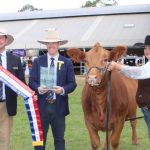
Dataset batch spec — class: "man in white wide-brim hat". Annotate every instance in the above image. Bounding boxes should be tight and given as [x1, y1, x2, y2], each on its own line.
[37, 28, 68, 46]
[29, 28, 76, 150]
[0, 27, 25, 150]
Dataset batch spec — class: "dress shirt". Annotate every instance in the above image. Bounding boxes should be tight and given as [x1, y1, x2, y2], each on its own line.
[121, 61, 150, 79]
[0, 51, 7, 99]
[47, 53, 59, 99]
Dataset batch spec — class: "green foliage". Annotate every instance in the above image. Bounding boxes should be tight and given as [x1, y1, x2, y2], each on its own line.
[10, 84, 149, 150]
[18, 4, 42, 12]
[82, 0, 118, 7]
[82, 0, 99, 7]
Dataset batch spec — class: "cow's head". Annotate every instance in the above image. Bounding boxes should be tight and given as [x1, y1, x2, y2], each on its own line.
[67, 42, 127, 86]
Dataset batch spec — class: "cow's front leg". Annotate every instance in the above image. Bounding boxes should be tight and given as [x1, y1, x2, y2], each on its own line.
[110, 117, 125, 150]
[85, 120, 100, 150]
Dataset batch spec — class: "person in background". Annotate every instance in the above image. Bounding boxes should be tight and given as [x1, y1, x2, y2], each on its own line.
[107, 35, 150, 139]
[21, 56, 27, 72]
[28, 56, 33, 75]
[0, 27, 25, 150]
[29, 28, 77, 150]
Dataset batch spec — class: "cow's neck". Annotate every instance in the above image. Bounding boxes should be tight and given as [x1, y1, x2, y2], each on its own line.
[86, 82, 108, 110]
[83, 83, 108, 128]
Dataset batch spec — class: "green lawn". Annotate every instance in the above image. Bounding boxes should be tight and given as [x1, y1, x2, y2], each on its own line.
[10, 83, 149, 150]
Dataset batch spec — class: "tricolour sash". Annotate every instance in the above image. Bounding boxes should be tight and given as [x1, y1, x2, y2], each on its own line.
[0, 66, 43, 146]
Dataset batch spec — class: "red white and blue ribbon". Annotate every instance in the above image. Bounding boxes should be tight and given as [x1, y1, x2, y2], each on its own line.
[0, 66, 43, 146]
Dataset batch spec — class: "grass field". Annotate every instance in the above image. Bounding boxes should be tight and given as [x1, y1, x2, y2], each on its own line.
[10, 76, 150, 150]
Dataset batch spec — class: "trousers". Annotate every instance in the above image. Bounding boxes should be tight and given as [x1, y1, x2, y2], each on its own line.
[0, 102, 13, 150]
[141, 107, 150, 139]
[34, 102, 65, 150]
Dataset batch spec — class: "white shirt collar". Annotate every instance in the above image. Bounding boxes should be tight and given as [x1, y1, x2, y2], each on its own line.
[47, 53, 59, 61]
[0, 50, 6, 57]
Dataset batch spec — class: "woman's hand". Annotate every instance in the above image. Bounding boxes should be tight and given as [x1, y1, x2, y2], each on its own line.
[107, 61, 123, 71]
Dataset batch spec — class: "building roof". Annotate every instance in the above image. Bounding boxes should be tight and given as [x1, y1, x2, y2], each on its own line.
[0, 4, 150, 50]
[0, 4, 150, 21]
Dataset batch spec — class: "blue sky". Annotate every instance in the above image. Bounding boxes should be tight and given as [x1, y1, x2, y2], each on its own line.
[0, 0, 150, 14]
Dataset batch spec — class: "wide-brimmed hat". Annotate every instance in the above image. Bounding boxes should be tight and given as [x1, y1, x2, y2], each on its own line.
[37, 29, 68, 46]
[143, 35, 150, 47]
[0, 27, 14, 46]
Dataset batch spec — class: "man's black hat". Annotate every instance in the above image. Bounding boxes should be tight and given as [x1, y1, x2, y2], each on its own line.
[133, 42, 144, 48]
[143, 35, 150, 47]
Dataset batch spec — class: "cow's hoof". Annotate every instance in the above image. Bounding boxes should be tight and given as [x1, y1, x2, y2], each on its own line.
[132, 139, 139, 145]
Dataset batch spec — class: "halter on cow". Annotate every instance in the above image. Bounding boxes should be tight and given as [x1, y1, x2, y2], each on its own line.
[67, 43, 138, 150]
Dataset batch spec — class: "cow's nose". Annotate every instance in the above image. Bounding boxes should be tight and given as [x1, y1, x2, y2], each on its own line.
[88, 75, 96, 86]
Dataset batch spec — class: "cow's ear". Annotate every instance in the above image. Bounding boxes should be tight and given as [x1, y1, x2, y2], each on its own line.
[109, 45, 127, 61]
[67, 48, 85, 62]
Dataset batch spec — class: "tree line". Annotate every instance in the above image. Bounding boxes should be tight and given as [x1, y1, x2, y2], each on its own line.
[18, 0, 118, 12]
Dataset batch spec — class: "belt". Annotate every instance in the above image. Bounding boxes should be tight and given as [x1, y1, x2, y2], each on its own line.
[46, 99, 56, 104]
[0, 99, 6, 103]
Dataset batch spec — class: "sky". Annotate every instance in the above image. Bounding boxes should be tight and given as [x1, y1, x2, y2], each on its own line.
[0, 0, 150, 14]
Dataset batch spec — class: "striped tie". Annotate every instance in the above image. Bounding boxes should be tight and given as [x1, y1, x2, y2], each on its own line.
[46, 57, 55, 100]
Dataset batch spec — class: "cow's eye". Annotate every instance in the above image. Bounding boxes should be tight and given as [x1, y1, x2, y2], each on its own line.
[103, 58, 108, 62]
[86, 61, 89, 66]
[84, 59, 87, 62]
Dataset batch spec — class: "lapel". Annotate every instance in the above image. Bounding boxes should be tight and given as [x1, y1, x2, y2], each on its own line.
[6, 52, 12, 71]
[41, 55, 48, 67]
[57, 55, 64, 83]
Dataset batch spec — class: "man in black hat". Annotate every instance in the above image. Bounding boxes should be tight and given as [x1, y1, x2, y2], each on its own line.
[107, 35, 150, 139]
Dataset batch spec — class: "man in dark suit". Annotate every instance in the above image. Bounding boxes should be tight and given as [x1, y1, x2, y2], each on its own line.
[0, 27, 25, 150]
[29, 28, 77, 150]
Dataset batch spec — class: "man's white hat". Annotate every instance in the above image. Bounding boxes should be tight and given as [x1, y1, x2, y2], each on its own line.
[0, 27, 14, 46]
[37, 28, 68, 46]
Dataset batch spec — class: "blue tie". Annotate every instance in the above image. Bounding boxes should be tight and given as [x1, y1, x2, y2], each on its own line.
[0, 54, 3, 100]
[46, 58, 55, 100]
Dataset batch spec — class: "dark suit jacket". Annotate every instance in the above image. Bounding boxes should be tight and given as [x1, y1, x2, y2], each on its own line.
[29, 54, 77, 117]
[5, 52, 25, 116]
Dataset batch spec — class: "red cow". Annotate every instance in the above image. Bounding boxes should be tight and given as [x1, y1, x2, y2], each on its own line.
[67, 43, 138, 150]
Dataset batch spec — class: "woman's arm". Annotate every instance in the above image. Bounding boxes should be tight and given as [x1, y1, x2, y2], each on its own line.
[108, 61, 150, 79]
